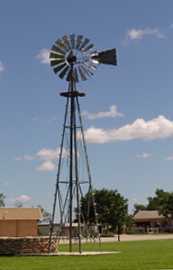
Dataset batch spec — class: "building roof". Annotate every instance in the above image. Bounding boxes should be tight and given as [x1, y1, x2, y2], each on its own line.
[0, 208, 42, 220]
[133, 210, 164, 221]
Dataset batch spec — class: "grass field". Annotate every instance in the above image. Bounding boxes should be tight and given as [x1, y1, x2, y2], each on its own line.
[0, 240, 173, 270]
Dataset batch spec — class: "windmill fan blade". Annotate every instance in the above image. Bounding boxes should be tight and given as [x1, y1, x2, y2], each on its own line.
[81, 64, 93, 76]
[76, 35, 84, 49]
[50, 59, 65, 67]
[59, 66, 70, 79]
[79, 38, 90, 50]
[66, 69, 72, 81]
[51, 45, 66, 55]
[84, 60, 97, 71]
[53, 63, 67, 74]
[83, 43, 94, 52]
[62, 35, 71, 50]
[70, 34, 75, 49]
[55, 39, 67, 53]
[50, 52, 65, 60]
[91, 49, 117, 65]
[78, 66, 88, 81]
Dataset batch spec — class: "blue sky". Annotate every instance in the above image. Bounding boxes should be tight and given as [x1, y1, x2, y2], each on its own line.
[1, 0, 173, 212]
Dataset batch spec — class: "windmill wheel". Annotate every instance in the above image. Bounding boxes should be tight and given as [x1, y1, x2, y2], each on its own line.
[49, 34, 98, 82]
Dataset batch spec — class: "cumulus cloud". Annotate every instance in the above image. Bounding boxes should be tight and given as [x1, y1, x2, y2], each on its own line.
[136, 152, 152, 159]
[16, 147, 68, 173]
[126, 28, 165, 40]
[36, 148, 58, 161]
[0, 61, 5, 73]
[84, 115, 173, 143]
[36, 48, 50, 64]
[36, 147, 68, 160]
[82, 105, 123, 120]
[15, 194, 32, 202]
[16, 148, 68, 161]
[36, 160, 56, 172]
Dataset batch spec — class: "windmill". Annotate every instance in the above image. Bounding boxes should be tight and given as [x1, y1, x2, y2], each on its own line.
[48, 34, 117, 253]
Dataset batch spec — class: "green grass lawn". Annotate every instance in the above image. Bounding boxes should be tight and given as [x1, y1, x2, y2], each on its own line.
[0, 240, 173, 270]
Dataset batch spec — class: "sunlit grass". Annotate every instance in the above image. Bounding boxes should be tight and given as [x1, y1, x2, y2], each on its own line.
[0, 240, 173, 269]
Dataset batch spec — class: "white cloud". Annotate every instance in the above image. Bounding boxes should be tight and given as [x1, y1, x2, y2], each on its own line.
[36, 160, 56, 172]
[136, 152, 152, 159]
[16, 148, 68, 162]
[0, 61, 5, 73]
[36, 147, 68, 161]
[127, 28, 165, 40]
[36, 148, 58, 161]
[82, 105, 123, 120]
[15, 194, 32, 202]
[36, 48, 50, 64]
[166, 155, 173, 161]
[16, 147, 69, 173]
[84, 115, 173, 143]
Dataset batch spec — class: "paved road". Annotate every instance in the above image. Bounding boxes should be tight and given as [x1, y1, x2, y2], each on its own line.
[101, 234, 173, 242]
[59, 234, 173, 244]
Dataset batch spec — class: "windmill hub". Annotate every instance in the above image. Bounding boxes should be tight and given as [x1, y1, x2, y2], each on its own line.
[66, 53, 77, 66]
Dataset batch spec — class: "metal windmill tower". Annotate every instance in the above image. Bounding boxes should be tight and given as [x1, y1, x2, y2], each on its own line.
[48, 34, 117, 253]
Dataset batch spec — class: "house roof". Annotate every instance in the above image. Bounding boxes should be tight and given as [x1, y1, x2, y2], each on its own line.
[133, 210, 164, 221]
[0, 208, 42, 220]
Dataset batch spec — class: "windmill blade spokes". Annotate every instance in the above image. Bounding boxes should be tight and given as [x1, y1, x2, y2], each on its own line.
[53, 62, 67, 74]
[78, 66, 88, 81]
[59, 65, 71, 79]
[51, 44, 66, 55]
[50, 59, 65, 67]
[62, 35, 71, 50]
[55, 39, 67, 53]
[50, 52, 65, 60]
[79, 38, 90, 50]
[76, 35, 84, 49]
[82, 43, 94, 52]
[70, 34, 75, 49]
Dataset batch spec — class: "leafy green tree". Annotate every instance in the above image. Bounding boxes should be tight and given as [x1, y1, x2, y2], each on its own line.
[147, 189, 169, 211]
[80, 189, 128, 232]
[0, 193, 5, 207]
[156, 192, 173, 219]
[135, 189, 173, 220]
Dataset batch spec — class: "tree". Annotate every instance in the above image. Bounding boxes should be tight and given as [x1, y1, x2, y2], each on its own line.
[80, 189, 128, 233]
[0, 193, 5, 207]
[147, 189, 169, 211]
[134, 189, 173, 220]
[134, 204, 146, 214]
